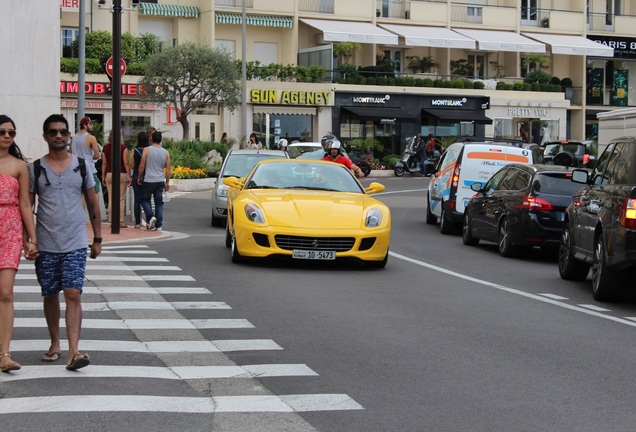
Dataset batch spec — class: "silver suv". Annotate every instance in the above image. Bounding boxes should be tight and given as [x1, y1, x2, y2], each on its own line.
[211, 149, 288, 227]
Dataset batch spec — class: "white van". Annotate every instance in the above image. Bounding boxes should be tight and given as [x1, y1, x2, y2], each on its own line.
[426, 140, 536, 233]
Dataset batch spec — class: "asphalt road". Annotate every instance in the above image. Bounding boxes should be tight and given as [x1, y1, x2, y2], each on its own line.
[4, 176, 636, 431]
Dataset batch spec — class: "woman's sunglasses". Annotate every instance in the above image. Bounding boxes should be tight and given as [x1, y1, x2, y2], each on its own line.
[46, 128, 70, 137]
[0, 129, 16, 138]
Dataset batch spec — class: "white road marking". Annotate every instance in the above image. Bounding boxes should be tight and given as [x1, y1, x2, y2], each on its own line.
[577, 304, 612, 312]
[0, 364, 318, 382]
[16, 274, 195, 282]
[374, 188, 426, 196]
[14, 318, 254, 329]
[538, 293, 569, 300]
[19, 264, 182, 271]
[13, 301, 230, 311]
[390, 251, 636, 328]
[10, 339, 283, 353]
[100, 250, 158, 254]
[142, 275, 196, 281]
[0, 394, 363, 414]
[13, 286, 211, 295]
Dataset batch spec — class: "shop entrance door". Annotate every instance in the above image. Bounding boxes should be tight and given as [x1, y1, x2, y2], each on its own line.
[515, 118, 540, 144]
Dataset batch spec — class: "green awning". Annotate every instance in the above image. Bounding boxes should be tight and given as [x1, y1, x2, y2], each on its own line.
[215, 12, 293, 28]
[138, 3, 199, 18]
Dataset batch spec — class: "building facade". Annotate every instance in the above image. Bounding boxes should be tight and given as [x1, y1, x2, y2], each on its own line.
[55, 0, 636, 149]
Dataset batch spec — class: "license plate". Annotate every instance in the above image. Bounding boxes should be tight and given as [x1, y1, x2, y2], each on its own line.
[292, 250, 336, 260]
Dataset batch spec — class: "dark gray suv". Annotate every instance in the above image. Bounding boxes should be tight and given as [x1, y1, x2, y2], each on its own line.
[558, 137, 636, 301]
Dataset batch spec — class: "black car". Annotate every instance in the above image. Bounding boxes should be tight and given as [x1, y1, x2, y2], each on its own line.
[462, 164, 584, 257]
[543, 140, 596, 168]
[558, 137, 636, 301]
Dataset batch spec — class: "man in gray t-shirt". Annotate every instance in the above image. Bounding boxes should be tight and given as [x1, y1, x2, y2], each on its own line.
[137, 131, 171, 231]
[29, 114, 102, 371]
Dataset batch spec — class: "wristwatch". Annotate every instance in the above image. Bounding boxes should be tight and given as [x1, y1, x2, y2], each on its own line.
[93, 237, 103, 244]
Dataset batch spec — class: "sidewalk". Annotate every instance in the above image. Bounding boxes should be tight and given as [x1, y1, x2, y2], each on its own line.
[87, 221, 171, 244]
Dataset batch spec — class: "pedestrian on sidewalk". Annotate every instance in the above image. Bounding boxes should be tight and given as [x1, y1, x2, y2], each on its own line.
[29, 113, 102, 370]
[130, 131, 150, 229]
[70, 117, 100, 193]
[0, 115, 38, 373]
[138, 131, 171, 231]
[102, 129, 130, 228]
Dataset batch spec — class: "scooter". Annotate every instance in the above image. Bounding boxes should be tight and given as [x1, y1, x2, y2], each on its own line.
[349, 151, 372, 176]
[394, 137, 440, 177]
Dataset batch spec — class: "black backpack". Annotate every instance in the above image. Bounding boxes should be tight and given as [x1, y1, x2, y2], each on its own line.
[33, 157, 95, 220]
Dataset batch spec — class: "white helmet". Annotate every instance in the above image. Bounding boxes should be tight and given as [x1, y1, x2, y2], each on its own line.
[278, 138, 288, 149]
[327, 139, 342, 150]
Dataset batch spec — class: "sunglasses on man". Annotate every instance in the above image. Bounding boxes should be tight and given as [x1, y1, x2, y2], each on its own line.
[46, 128, 70, 137]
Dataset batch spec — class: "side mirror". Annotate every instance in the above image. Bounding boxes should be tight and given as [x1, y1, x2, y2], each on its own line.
[571, 169, 589, 184]
[365, 182, 385, 195]
[223, 177, 244, 189]
[470, 182, 483, 192]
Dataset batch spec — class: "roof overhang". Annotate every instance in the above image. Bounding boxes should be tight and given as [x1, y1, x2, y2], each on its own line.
[423, 108, 492, 124]
[523, 32, 614, 57]
[453, 29, 545, 53]
[378, 24, 476, 49]
[343, 106, 418, 121]
[300, 18, 398, 45]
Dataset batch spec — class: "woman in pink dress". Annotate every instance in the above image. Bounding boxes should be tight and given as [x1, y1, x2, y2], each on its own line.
[0, 115, 38, 372]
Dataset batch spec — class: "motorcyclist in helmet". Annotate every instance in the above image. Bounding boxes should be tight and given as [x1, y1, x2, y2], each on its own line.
[322, 139, 364, 178]
[278, 138, 289, 153]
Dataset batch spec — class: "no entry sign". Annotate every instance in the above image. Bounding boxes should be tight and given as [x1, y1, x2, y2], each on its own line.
[105, 56, 127, 78]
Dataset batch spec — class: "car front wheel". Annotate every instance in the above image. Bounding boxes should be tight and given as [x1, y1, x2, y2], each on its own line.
[558, 224, 589, 280]
[231, 231, 242, 263]
[462, 211, 479, 246]
[592, 236, 624, 301]
[498, 217, 517, 257]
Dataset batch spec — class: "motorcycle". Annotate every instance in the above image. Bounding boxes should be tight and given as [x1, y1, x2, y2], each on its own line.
[348, 150, 372, 176]
[394, 137, 440, 177]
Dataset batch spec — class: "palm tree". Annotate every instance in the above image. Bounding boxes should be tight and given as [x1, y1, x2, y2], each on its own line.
[522, 54, 550, 72]
[407, 55, 440, 73]
[334, 42, 362, 65]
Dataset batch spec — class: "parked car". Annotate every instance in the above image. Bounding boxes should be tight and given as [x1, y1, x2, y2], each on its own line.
[287, 142, 324, 159]
[223, 159, 390, 267]
[543, 140, 596, 168]
[211, 149, 288, 227]
[462, 164, 584, 257]
[427, 138, 538, 234]
[558, 137, 636, 301]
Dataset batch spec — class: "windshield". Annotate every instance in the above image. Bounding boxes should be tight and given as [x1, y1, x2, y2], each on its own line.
[221, 153, 285, 178]
[288, 145, 323, 158]
[545, 143, 585, 157]
[245, 161, 365, 193]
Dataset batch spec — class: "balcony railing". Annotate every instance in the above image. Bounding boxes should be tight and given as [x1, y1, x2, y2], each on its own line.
[299, 0, 334, 14]
[587, 12, 615, 32]
[215, 0, 254, 8]
[376, 0, 408, 19]
[520, 8, 551, 28]
[451, 3, 483, 24]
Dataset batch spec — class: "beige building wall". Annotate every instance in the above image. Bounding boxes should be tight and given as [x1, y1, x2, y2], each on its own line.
[2, 0, 60, 160]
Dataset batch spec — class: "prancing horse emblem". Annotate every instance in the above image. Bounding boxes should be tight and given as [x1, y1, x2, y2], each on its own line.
[311, 239, 319, 249]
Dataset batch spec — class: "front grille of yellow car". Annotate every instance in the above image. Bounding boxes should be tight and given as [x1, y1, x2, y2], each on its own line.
[274, 235, 355, 252]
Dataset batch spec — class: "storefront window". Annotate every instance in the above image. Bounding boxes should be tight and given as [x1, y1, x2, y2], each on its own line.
[121, 116, 151, 143]
[252, 113, 313, 147]
[587, 58, 636, 106]
[494, 118, 513, 138]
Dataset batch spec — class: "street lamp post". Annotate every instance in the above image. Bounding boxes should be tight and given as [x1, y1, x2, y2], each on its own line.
[111, 0, 123, 234]
[99, 0, 136, 234]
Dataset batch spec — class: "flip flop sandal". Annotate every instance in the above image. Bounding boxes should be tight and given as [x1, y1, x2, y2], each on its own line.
[0, 353, 21, 373]
[42, 351, 61, 362]
[66, 354, 90, 371]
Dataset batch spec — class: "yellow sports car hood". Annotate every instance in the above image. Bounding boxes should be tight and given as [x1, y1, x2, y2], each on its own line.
[240, 190, 387, 229]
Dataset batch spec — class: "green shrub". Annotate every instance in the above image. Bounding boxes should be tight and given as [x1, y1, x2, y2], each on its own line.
[524, 83, 532, 91]
[451, 80, 464, 88]
[414, 78, 425, 87]
[382, 154, 401, 168]
[355, 75, 367, 85]
[386, 78, 396, 86]
[561, 77, 573, 87]
[463, 80, 473, 89]
[531, 83, 540, 91]
[433, 79, 445, 87]
[366, 76, 376, 85]
[513, 81, 525, 91]
[376, 76, 387, 86]
[496, 81, 507, 90]
[473, 81, 485, 89]
[126, 62, 146, 75]
[550, 76, 562, 85]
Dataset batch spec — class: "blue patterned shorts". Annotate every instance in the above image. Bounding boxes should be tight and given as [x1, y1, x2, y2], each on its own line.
[36, 248, 87, 297]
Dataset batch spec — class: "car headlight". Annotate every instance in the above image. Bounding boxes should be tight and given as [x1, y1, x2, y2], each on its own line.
[216, 184, 229, 198]
[244, 203, 265, 223]
[365, 208, 383, 228]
